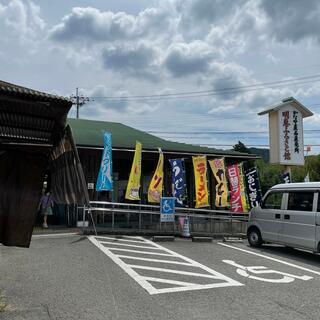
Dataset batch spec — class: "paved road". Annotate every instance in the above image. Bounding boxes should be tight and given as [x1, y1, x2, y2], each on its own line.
[1, 234, 320, 320]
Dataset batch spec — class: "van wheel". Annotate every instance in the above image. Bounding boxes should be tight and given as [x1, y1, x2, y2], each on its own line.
[247, 228, 263, 247]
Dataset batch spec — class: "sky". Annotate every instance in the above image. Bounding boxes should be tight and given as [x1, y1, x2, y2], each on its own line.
[1, 0, 320, 153]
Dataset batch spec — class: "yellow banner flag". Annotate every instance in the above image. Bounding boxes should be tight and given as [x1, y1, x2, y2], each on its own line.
[125, 141, 142, 200]
[238, 163, 250, 212]
[147, 149, 164, 203]
[208, 158, 229, 208]
[192, 156, 209, 208]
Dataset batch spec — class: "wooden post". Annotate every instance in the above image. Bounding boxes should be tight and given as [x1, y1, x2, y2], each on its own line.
[284, 165, 292, 183]
[284, 165, 291, 174]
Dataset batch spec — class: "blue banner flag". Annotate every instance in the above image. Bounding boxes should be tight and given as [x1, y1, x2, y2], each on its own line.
[169, 159, 187, 207]
[96, 132, 113, 191]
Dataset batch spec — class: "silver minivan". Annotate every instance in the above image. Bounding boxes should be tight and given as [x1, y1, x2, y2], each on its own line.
[247, 182, 320, 252]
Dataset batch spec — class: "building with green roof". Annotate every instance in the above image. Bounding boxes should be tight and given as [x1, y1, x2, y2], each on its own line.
[68, 118, 258, 207]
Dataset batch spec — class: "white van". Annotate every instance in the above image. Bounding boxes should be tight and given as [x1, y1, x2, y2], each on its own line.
[247, 182, 320, 252]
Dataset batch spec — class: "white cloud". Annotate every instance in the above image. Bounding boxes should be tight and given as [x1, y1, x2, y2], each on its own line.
[101, 42, 160, 80]
[49, 5, 173, 44]
[163, 41, 221, 77]
[259, 0, 320, 43]
[3, 0, 320, 151]
[0, 0, 45, 42]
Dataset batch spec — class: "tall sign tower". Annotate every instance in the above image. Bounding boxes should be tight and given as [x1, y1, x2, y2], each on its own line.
[258, 97, 313, 175]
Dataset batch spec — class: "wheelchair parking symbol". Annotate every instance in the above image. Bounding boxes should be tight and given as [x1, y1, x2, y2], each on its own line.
[223, 260, 313, 283]
[160, 197, 175, 222]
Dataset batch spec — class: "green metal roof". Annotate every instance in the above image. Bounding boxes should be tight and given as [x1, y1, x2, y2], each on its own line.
[68, 118, 257, 158]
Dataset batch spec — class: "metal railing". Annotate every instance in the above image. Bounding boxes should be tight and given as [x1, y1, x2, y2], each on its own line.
[78, 201, 249, 236]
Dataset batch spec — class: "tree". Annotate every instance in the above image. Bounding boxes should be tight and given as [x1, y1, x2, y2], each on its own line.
[233, 141, 251, 154]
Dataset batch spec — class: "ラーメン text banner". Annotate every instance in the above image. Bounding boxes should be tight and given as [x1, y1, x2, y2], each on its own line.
[193, 156, 209, 208]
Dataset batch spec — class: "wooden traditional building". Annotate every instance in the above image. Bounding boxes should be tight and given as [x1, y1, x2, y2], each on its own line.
[0, 80, 72, 246]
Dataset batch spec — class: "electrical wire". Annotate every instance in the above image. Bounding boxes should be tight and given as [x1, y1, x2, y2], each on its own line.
[146, 129, 320, 135]
[90, 74, 320, 101]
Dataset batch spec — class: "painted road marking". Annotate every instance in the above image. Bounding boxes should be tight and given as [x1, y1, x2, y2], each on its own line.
[219, 242, 320, 276]
[32, 232, 79, 239]
[116, 255, 194, 266]
[99, 241, 163, 250]
[128, 265, 221, 279]
[223, 260, 313, 283]
[88, 236, 243, 295]
[96, 236, 150, 244]
[101, 247, 174, 256]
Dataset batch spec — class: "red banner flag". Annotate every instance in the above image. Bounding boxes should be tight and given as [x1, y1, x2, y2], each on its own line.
[227, 164, 244, 213]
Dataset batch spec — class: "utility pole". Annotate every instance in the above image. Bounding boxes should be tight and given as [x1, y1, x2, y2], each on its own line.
[70, 87, 90, 119]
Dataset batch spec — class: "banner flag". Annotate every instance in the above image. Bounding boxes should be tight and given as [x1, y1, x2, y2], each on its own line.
[169, 158, 187, 207]
[208, 158, 229, 207]
[125, 141, 142, 200]
[238, 163, 250, 212]
[227, 164, 244, 213]
[148, 149, 164, 203]
[96, 132, 113, 191]
[192, 156, 209, 208]
[245, 167, 262, 209]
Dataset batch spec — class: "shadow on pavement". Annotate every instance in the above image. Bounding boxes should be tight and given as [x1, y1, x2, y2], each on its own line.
[244, 243, 320, 269]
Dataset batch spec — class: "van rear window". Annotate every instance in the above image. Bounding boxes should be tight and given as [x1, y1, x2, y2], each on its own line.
[262, 192, 283, 209]
[287, 192, 314, 212]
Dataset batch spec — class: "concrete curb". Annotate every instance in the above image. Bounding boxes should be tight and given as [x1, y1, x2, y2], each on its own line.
[192, 236, 213, 242]
[222, 236, 244, 243]
[82, 228, 247, 240]
[152, 236, 175, 242]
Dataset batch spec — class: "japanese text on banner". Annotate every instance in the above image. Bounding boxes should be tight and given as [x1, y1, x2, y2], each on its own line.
[169, 159, 187, 207]
[245, 167, 262, 209]
[238, 163, 250, 213]
[192, 156, 209, 208]
[148, 149, 164, 203]
[125, 141, 142, 200]
[227, 164, 244, 213]
[96, 132, 113, 191]
[208, 158, 229, 208]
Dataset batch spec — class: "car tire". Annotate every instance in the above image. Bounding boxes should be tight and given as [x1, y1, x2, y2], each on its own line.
[247, 228, 263, 247]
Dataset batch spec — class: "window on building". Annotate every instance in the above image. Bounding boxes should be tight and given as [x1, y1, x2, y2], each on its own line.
[262, 192, 283, 210]
[287, 192, 314, 212]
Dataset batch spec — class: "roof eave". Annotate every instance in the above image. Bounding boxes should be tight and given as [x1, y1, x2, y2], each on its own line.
[257, 97, 313, 118]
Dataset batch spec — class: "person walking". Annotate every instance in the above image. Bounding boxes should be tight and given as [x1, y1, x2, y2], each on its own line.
[39, 191, 54, 228]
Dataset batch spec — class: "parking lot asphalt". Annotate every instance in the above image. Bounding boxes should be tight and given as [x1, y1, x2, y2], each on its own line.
[1, 234, 320, 320]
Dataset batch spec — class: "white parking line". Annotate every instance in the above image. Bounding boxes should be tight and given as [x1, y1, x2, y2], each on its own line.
[99, 241, 162, 250]
[103, 247, 174, 256]
[218, 242, 320, 276]
[32, 232, 79, 238]
[116, 255, 193, 266]
[88, 236, 243, 295]
[96, 236, 150, 244]
[128, 265, 220, 279]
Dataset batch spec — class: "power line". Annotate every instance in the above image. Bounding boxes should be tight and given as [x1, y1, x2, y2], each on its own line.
[147, 129, 320, 135]
[90, 74, 320, 101]
[90, 63, 320, 91]
[198, 144, 320, 147]
[70, 87, 91, 119]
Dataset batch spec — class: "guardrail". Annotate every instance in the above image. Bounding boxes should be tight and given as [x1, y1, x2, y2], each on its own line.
[78, 201, 249, 236]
